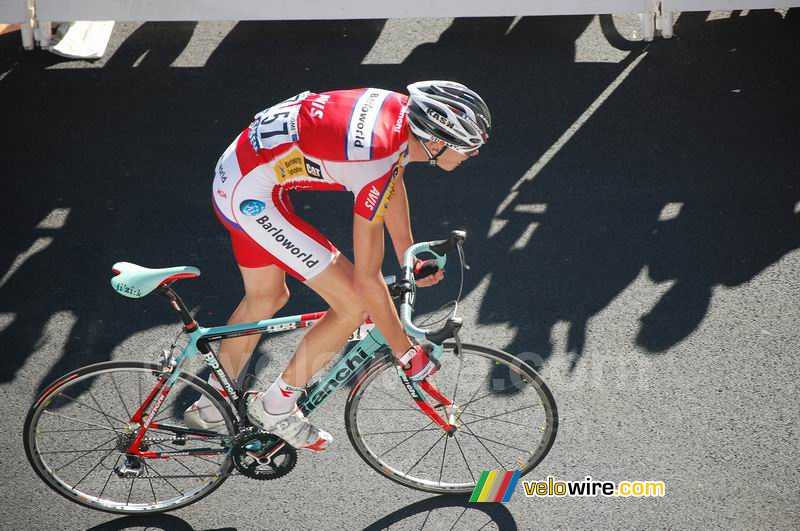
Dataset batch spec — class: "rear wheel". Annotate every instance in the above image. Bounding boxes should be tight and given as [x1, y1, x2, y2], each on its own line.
[23, 361, 236, 514]
[345, 343, 558, 494]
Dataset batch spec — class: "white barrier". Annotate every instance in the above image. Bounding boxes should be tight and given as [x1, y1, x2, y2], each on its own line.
[0, 0, 33, 48]
[23, 0, 656, 49]
[660, 1, 800, 37]
[34, 0, 654, 22]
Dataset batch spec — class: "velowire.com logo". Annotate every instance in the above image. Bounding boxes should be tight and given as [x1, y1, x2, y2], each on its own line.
[469, 471, 521, 503]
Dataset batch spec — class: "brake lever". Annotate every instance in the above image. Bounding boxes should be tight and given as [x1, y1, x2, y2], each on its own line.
[453, 328, 462, 357]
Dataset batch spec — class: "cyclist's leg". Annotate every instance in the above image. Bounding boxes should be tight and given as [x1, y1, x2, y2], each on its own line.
[282, 254, 367, 386]
[217, 264, 289, 378]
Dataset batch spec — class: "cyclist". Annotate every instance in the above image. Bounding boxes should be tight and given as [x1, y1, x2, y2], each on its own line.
[186, 81, 491, 451]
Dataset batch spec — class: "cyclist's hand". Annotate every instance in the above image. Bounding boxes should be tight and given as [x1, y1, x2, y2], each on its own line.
[399, 344, 440, 381]
[414, 258, 444, 288]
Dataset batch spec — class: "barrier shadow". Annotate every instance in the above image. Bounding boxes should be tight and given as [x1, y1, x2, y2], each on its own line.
[2, 10, 796, 402]
[87, 513, 234, 531]
[363, 494, 517, 531]
[436, 10, 800, 368]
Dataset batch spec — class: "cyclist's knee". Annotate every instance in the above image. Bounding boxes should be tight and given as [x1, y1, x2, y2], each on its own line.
[328, 304, 367, 329]
[245, 285, 290, 316]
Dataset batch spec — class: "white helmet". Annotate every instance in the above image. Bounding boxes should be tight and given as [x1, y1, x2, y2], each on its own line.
[406, 80, 491, 153]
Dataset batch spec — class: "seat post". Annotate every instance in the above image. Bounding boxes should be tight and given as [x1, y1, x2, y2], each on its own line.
[156, 285, 198, 331]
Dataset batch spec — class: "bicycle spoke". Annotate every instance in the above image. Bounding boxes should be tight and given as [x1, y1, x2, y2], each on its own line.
[460, 405, 541, 428]
[73, 447, 117, 489]
[374, 386, 418, 412]
[150, 444, 202, 477]
[452, 433, 476, 483]
[99, 454, 122, 499]
[458, 423, 505, 470]
[457, 428, 532, 455]
[41, 448, 118, 454]
[126, 477, 134, 506]
[362, 428, 440, 436]
[144, 462, 158, 503]
[406, 431, 447, 475]
[89, 389, 124, 430]
[56, 393, 127, 427]
[449, 349, 467, 405]
[54, 436, 118, 472]
[110, 373, 132, 419]
[453, 381, 484, 424]
[359, 407, 420, 412]
[379, 421, 434, 458]
[42, 410, 122, 432]
[457, 384, 519, 412]
[145, 461, 185, 496]
[38, 428, 116, 433]
[438, 435, 449, 485]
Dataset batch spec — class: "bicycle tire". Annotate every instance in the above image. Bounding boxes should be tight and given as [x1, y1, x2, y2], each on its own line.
[345, 342, 558, 495]
[23, 360, 237, 514]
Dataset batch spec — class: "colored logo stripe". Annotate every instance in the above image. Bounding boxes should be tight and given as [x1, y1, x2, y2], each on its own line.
[469, 471, 521, 502]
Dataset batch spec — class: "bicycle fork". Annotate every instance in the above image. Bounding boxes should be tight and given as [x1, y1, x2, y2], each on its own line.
[396, 369, 459, 435]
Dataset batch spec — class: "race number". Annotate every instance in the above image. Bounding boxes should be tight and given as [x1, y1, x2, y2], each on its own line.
[248, 91, 310, 151]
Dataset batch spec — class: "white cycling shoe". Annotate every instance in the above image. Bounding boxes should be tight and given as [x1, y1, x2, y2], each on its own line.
[183, 402, 227, 433]
[246, 393, 332, 451]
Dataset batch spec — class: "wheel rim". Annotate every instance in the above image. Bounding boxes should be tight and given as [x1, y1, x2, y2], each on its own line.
[347, 346, 557, 494]
[26, 364, 234, 513]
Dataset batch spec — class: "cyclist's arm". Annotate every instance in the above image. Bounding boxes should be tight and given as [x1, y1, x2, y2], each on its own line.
[352, 215, 413, 357]
[383, 167, 413, 266]
[383, 168, 444, 287]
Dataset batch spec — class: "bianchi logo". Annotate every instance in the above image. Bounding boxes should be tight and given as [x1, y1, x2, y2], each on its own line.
[239, 199, 266, 216]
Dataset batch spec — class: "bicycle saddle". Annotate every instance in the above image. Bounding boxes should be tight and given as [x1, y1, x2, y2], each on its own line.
[110, 262, 200, 299]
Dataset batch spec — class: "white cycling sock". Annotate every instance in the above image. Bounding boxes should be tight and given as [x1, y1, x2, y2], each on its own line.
[261, 374, 303, 416]
[194, 374, 227, 422]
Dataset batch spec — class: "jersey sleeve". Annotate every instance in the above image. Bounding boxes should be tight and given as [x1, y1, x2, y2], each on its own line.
[352, 163, 400, 223]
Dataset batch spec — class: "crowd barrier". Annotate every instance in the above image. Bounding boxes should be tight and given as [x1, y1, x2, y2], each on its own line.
[2, 0, 798, 50]
[3, 0, 657, 49]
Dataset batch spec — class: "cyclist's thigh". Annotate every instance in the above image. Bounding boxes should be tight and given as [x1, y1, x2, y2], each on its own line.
[216, 177, 338, 282]
[304, 254, 365, 317]
[239, 264, 288, 301]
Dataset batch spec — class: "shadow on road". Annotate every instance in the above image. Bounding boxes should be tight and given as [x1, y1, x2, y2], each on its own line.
[88, 513, 234, 531]
[1, 10, 797, 397]
[363, 494, 517, 530]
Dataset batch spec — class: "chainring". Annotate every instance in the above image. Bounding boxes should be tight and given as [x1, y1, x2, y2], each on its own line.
[231, 428, 297, 480]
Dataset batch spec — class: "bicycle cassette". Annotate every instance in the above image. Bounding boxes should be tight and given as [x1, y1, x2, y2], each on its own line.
[232, 429, 297, 480]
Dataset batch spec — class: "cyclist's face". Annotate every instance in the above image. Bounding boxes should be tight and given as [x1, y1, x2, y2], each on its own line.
[434, 144, 480, 172]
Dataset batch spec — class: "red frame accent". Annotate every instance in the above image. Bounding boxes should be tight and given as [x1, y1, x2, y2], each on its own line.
[419, 380, 452, 407]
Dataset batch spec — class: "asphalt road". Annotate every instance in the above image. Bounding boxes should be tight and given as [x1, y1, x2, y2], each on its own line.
[2, 10, 799, 530]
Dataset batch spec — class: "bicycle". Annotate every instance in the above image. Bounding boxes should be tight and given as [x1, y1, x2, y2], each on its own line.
[23, 230, 558, 514]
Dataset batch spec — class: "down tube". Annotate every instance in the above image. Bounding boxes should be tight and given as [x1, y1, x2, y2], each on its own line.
[298, 328, 388, 417]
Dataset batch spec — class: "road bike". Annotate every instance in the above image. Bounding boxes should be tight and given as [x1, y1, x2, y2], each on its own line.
[23, 231, 558, 514]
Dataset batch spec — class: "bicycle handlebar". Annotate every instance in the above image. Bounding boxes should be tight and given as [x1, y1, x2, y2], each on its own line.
[399, 230, 466, 343]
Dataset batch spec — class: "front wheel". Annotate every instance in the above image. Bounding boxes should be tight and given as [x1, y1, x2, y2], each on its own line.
[23, 361, 236, 514]
[345, 343, 558, 494]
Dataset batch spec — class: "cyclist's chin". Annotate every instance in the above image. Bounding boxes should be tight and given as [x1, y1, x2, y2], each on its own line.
[437, 161, 460, 172]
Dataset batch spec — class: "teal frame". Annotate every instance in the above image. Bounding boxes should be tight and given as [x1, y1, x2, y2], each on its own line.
[158, 239, 451, 424]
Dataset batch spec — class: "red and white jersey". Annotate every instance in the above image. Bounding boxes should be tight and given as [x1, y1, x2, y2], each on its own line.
[213, 88, 410, 226]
